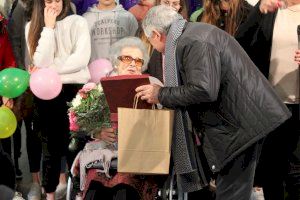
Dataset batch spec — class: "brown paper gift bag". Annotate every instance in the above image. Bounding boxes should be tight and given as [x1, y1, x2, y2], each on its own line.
[117, 106, 174, 174]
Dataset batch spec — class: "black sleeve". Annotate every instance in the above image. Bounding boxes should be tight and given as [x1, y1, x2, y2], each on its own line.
[158, 41, 221, 108]
[235, 3, 264, 50]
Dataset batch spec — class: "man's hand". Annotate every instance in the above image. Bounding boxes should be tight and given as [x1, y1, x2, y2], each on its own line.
[295, 50, 300, 65]
[135, 84, 161, 104]
[44, 7, 58, 29]
[259, 0, 285, 14]
[98, 127, 117, 144]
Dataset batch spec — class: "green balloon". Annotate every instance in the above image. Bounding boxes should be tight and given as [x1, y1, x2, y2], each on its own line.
[0, 68, 30, 98]
[0, 106, 17, 139]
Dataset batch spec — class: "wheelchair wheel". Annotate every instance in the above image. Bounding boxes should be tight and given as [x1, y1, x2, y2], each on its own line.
[66, 176, 82, 200]
[66, 177, 73, 200]
[157, 169, 188, 200]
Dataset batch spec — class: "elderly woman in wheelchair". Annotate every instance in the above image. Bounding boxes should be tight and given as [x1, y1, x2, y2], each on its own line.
[68, 37, 166, 200]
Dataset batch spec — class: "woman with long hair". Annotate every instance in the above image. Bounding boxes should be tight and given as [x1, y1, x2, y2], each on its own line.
[25, 0, 91, 199]
[156, 0, 189, 19]
[199, 0, 252, 36]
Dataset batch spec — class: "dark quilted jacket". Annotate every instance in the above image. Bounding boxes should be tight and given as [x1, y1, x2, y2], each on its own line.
[158, 22, 291, 173]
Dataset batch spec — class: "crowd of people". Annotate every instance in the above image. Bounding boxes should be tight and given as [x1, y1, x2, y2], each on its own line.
[0, 0, 299, 200]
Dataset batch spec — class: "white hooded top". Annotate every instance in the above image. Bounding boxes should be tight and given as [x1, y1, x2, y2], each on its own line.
[25, 15, 91, 84]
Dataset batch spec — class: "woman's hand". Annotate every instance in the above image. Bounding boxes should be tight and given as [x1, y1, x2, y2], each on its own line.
[259, 0, 284, 14]
[28, 65, 39, 74]
[98, 127, 117, 144]
[294, 50, 300, 65]
[44, 7, 59, 29]
[2, 97, 14, 109]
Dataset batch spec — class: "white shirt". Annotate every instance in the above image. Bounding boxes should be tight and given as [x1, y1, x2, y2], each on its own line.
[246, 0, 259, 6]
[269, 4, 300, 104]
[25, 15, 91, 84]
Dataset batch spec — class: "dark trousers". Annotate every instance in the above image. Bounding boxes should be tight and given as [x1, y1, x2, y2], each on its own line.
[1, 121, 22, 169]
[25, 110, 42, 173]
[0, 142, 16, 190]
[255, 104, 300, 200]
[215, 141, 262, 200]
[85, 182, 141, 200]
[35, 84, 80, 193]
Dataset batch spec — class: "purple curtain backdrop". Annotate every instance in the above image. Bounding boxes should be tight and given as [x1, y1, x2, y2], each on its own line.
[119, 0, 139, 10]
[186, 0, 202, 15]
[72, 0, 98, 15]
[72, 0, 202, 16]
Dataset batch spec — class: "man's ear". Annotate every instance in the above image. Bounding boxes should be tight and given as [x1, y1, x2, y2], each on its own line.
[152, 29, 161, 40]
[152, 30, 167, 42]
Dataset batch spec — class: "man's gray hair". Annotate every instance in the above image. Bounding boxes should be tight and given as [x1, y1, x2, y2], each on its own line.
[108, 37, 149, 72]
[142, 5, 182, 38]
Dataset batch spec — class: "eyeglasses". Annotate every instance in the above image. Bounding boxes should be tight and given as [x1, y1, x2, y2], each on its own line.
[117, 55, 144, 68]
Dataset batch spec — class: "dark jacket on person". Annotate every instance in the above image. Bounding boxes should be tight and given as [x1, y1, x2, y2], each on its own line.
[158, 22, 291, 173]
[8, 0, 29, 69]
[235, 3, 277, 78]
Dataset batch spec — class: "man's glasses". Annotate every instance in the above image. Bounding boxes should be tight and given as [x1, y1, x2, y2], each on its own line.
[117, 55, 144, 68]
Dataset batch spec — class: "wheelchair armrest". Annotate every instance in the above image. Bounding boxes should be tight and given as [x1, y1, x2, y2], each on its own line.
[86, 158, 118, 170]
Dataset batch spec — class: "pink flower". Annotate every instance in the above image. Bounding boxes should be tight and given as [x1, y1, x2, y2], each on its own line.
[78, 91, 88, 99]
[78, 82, 96, 99]
[69, 110, 79, 131]
[82, 82, 97, 93]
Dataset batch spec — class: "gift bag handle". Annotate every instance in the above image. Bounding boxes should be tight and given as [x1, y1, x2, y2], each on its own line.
[133, 94, 155, 110]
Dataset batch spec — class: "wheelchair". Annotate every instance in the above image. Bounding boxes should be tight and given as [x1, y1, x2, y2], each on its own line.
[66, 135, 188, 200]
[66, 168, 188, 200]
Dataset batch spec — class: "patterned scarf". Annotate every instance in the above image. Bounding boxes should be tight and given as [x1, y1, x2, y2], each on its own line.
[164, 19, 208, 192]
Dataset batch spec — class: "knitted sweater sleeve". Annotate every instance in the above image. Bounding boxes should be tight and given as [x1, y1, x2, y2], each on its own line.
[49, 18, 91, 74]
[25, 23, 55, 68]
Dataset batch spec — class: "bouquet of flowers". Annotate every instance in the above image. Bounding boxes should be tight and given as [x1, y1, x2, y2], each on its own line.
[68, 82, 110, 136]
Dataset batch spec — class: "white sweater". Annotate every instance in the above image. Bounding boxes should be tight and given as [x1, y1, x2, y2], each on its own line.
[25, 15, 91, 84]
[269, 4, 300, 104]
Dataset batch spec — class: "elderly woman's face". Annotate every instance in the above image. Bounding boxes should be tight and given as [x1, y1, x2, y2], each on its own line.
[117, 47, 144, 75]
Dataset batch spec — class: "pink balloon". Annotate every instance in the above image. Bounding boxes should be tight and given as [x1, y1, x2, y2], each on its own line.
[30, 68, 62, 100]
[88, 59, 113, 83]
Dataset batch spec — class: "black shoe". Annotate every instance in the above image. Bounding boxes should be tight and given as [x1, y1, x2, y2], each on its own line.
[15, 168, 23, 180]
